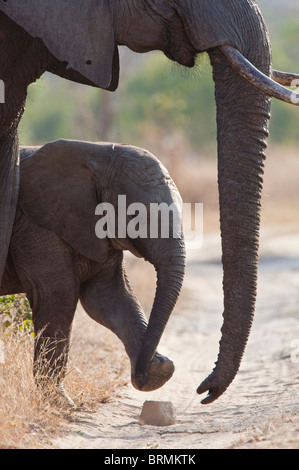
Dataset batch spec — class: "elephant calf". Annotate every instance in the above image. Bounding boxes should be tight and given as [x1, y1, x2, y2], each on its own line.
[0, 139, 185, 404]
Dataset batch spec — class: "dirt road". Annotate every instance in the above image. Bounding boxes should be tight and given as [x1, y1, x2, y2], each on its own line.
[53, 227, 299, 449]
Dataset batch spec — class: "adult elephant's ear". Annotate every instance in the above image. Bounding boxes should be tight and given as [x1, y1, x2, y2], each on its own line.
[0, 0, 119, 91]
[19, 140, 109, 263]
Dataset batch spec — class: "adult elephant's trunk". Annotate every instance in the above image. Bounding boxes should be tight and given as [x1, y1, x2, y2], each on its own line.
[197, 43, 271, 403]
[133, 239, 185, 390]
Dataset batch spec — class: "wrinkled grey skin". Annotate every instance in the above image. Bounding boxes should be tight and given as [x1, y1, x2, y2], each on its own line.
[0, 139, 185, 398]
[0, 1, 273, 403]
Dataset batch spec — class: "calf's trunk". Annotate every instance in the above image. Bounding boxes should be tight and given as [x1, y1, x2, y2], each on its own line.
[134, 240, 185, 389]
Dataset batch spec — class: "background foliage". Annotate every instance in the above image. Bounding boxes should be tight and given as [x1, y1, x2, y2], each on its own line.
[19, 11, 299, 151]
[0, 295, 33, 337]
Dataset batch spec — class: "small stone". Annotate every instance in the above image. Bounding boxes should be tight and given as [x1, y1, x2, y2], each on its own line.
[139, 400, 176, 426]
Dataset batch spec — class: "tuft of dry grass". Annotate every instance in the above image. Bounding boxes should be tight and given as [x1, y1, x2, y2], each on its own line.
[0, 307, 128, 449]
[0, 334, 59, 448]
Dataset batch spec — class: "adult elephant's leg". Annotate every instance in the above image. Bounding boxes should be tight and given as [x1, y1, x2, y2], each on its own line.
[79, 254, 174, 391]
[0, 251, 23, 295]
[0, 16, 52, 283]
[0, 126, 22, 283]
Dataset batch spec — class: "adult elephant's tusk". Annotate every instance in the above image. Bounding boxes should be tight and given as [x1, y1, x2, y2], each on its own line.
[272, 70, 299, 87]
[219, 45, 299, 106]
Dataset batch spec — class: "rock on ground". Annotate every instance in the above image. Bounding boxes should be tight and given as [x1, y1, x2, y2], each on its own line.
[139, 400, 176, 426]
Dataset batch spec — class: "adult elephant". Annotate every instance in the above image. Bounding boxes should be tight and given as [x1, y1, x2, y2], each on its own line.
[0, 0, 298, 404]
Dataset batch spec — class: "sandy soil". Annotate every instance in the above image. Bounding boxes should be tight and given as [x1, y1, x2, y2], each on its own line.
[52, 225, 299, 450]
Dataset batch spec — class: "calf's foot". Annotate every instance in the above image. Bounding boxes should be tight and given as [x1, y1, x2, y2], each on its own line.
[132, 353, 174, 392]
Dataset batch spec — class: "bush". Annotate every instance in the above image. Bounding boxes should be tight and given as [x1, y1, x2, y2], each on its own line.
[0, 295, 33, 338]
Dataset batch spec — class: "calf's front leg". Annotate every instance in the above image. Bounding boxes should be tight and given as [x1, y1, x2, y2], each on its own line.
[80, 254, 174, 391]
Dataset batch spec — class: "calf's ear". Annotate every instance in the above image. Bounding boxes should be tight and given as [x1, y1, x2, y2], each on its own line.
[19, 140, 108, 263]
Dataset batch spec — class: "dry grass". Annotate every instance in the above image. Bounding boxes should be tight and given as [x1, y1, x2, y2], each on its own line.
[0, 309, 128, 448]
[0, 335, 59, 448]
